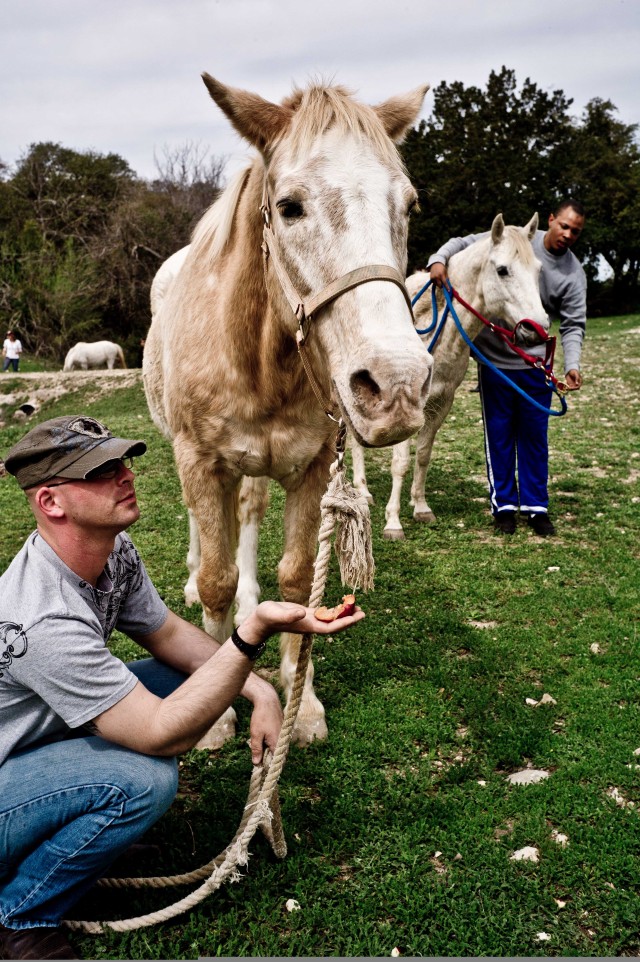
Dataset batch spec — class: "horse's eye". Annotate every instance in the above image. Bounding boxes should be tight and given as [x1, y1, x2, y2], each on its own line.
[407, 198, 419, 217]
[497, 265, 509, 277]
[276, 199, 304, 220]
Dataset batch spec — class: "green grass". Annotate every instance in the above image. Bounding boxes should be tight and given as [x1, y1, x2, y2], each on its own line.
[0, 315, 639, 958]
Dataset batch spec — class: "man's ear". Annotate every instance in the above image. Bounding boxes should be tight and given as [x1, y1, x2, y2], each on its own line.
[33, 486, 66, 519]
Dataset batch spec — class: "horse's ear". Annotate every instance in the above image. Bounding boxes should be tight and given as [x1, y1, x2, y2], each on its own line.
[373, 85, 430, 142]
[202, 73, 293, 152]
[490, 213, 505, 244]
[524, 212, 539, 239]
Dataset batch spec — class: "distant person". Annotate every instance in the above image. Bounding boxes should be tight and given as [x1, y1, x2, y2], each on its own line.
[0, 414, 364, 960]
[428, 199, 587, 537]
[2, 331, 23, 372]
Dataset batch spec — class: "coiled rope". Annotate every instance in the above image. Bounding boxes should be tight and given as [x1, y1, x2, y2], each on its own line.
[65, 458, 374, 935]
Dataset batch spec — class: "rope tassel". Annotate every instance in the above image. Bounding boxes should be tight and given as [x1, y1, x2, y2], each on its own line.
[316, 464, 375, 594]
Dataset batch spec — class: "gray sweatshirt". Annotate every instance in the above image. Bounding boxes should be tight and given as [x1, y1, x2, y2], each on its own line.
[426, 229, 587, 372]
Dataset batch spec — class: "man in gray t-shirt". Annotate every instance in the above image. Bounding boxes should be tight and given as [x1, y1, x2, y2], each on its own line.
[0, 415, 364, 960]
[428, 199, 587, 537]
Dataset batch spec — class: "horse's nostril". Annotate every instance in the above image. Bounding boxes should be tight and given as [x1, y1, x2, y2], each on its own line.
[350, 370, 381, 408]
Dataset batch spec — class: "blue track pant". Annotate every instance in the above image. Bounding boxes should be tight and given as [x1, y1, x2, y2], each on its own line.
[478, 364, 553, 516]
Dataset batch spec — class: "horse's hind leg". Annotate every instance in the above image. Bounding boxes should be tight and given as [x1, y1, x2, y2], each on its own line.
[235, 476, 270, 624]
[184, 509, 201, 607]
[383, 438, 411, 540]
[279, 449, 333, 745]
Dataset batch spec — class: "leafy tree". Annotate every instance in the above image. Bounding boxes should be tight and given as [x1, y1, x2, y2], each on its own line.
[403, 67, 575, 271]
[565, 98, 640, 311]
[0, 141, 226, 361]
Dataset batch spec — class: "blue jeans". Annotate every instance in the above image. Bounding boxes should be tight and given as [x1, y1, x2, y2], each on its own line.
[2, 358, 20, 372]
[0, 659, 186, 929]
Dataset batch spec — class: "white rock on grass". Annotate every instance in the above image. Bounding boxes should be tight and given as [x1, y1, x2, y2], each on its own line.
[285, 898, 301, 912]
[551, 830, 569, 847]
[507, 769, 550, 785]
[590, 642, 602, 654]
[510, 846, 539, 862]
[535, 932, 552, 942]
[391, 948, 401, 957]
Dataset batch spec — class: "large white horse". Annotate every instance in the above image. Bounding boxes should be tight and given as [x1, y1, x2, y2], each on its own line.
[144, 76, 433, 746]
[63, 340, 126, 371]
[351, 213, 549, 538]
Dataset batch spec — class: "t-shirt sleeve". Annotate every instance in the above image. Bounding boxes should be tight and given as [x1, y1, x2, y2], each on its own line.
[5, 615, 138, 729]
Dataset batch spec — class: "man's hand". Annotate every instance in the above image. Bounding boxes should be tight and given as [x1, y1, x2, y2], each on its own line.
[429, 262, 449, 289]
[564, 368, 583, 390]
[238, 599, 365, 645]
[245, 679, 283, 764]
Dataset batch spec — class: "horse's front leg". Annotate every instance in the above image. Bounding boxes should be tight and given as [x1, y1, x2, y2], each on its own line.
[411, 391, 452, 523]
[235, 475, 270, 624]
[349, 434, 373, 504]
[278, 449, 333, 745]
[383, 438, 411, 540]
[176, 439, 240, 748]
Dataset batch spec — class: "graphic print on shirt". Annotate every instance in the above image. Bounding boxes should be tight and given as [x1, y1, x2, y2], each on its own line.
[82, 537, 145, 637]
[0, 622, 28, 678]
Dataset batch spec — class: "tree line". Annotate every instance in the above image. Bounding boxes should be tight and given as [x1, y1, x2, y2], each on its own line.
[1, 67, 638, 362]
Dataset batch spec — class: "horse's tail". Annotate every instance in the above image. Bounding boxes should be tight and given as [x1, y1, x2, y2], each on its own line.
[116, 344, 126, 368]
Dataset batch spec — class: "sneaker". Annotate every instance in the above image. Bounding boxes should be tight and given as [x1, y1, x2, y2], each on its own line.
[0, 924, 80, 959]
[527, 513, 556, 537]
[494, 511, 516, 534]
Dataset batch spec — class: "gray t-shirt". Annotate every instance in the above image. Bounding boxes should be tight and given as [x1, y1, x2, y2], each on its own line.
[0, 531, 168, 765]
[427, 229, 587, 372]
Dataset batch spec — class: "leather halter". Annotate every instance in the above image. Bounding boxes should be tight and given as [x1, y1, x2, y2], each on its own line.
[260, 181, 414, 345]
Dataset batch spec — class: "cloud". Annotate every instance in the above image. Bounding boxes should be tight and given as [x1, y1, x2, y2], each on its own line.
[1, 0, 638, 180]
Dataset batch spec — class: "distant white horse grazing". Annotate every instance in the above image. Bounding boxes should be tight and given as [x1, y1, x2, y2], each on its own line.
[351, 213, 548, 538]
[63, 340, 126, 371]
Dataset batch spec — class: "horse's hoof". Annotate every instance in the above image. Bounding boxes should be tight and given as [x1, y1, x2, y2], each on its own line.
[383, 528, 405, 541]
[195, 713, 237, 749]
[292, 716, 329, 746]
[414, 510, 437, 524]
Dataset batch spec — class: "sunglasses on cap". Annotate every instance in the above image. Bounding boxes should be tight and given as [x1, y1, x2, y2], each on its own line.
[44, 455, 136, 488]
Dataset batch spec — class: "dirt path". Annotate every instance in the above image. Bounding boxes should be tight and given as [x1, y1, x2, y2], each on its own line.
[0, 369, 142, 426]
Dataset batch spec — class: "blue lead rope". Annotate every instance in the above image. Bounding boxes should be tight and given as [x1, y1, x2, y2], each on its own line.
[411, 279, 568, 417]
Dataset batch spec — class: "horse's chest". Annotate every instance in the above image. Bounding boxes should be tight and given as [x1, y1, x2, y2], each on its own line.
[222, 419, 327, 484]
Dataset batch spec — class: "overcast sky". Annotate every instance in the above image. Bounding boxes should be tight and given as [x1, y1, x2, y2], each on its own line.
[2, 0, 639, 182]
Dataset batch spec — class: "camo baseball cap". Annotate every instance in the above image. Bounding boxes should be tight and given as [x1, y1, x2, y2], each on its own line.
[4, 415, 147, 489]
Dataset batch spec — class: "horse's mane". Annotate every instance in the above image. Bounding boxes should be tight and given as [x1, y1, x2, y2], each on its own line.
[190, 166, 252, 261]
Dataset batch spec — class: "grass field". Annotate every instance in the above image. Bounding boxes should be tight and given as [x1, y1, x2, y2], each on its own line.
[0, 315, 639, 959]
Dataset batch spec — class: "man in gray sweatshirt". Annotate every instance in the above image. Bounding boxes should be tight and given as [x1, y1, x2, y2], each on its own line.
[427, 199, 587, 536]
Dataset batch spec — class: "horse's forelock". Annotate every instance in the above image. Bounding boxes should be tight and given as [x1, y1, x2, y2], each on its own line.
[276, 82, 403, 168]
[501, 225, 537, 263]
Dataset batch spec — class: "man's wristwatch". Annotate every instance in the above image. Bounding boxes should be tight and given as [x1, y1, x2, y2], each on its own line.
[231, 627, 266, 661]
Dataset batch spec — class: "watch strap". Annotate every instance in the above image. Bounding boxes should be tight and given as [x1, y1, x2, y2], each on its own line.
[231, 627, 266, 661]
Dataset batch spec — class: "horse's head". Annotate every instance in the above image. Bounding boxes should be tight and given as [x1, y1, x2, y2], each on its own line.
[480, 213, 549, 342]
[202, 75, 433, 448]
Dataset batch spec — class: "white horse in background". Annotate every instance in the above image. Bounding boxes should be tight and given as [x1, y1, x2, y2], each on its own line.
[63, 340, 126, 371]
[144, 75, 433, 747]
[351, 213, 548, 539]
